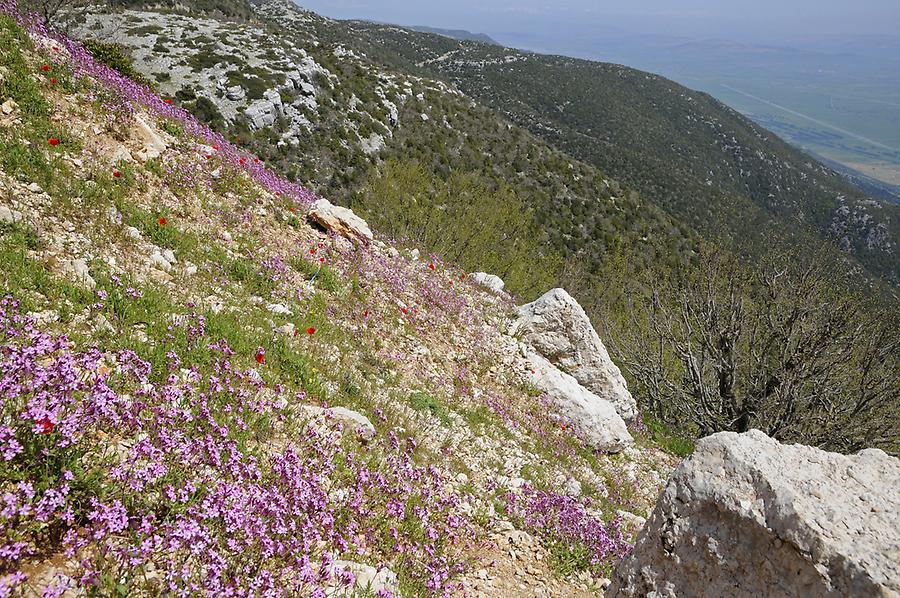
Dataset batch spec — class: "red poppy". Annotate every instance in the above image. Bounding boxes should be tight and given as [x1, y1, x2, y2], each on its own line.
[36, 416, 54, 434]
[158, 217, 167, 226]
[363, 310, 369, 318]
[318, 243, 324, 249]
[113, 170, 121, 178]
[318, 257, 325, 263]
[212, 145, 219, 151]
[255, 350, 265, 364]
[428, 263, 436, 271]
[289, 207, 296, 213]
[560, 423, 567, 431]
[460, 273, 466, 280]
[310, 248, 317, 255]
[47, 138, 59, 146]
[401, 307, 408, 315]
[41, 64, 50, 72]
[306, 327, 316, 335]
[240, 157, 247, 164]
[50, 78, 57, 84]
[165, 98, 173, 105]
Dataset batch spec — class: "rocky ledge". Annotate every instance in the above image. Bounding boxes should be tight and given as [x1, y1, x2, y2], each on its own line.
[609, 430, 900, 597]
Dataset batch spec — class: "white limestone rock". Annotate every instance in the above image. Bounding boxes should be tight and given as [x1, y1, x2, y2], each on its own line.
[300, 405, 376, 441]
[609, 430, 900, 597]
[511, 288, 637, 421]
[471, 272, 505, 293]
[524, 351, 632, 452]
[307, 198, 373, 244]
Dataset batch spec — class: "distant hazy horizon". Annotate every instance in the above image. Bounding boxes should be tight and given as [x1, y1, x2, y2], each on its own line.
[297, 0, 900, 43]
[297, 0, 900, 192]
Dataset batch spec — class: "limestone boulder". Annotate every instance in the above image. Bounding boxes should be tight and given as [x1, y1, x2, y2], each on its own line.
[512, 288, 636, 421]
[307, 198, 373, 244]
[132, 114, 168, 162]
[524, 351, 632, 452]
[608, 430, 900, 597]
[471, 272, 505, 294]
[300, 405, 376, 441]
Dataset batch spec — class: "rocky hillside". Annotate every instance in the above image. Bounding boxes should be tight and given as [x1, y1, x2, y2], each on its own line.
[3, 5, 899, 598]
[329, 14, 899, 286]
[0, 9, 675, 596]
[69, 0, 699, 293]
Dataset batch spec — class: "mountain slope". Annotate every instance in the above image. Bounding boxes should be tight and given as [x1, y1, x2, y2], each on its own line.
[0, 9, 675, 595]
[69, 2, 700, 297]
[302, 13, 899, 286]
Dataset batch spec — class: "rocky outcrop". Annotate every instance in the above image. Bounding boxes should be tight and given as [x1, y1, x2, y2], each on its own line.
[307, 199, 373, 244]
[525, 351, 632, 452]
[511, 288, 636, 421]
[331, 561, 398, 595]
[301, 405, 376, 441]
[131, 114, 168, 162]
[244, 90, 284, 130]
[472, 272, 505, 294]
[609, 430, 900, 597]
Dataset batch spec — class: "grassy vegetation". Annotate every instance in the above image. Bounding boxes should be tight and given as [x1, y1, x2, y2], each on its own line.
[408, 391, 450, 424]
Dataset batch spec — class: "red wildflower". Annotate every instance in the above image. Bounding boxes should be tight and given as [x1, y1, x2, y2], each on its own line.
[113, 170, 121, 178]
[47, 138, 59, 146]
[401, 307, 408, 315]
[255, 350, 265, 364]
[363, 310, 369, 318]
[460, 273, 466, 280]
[41, 64, 50, 72]
[240, 157, 247, 164]
[310, 248, 317, 255]
[212, 145, 219, 150]
[319, 257, 325, 263]
[289, 207, 296, 213]
[158, 217, 167, 226]
[428, 263, 436, 271]
[165, 98, 173, 105]
[36, 417, 54, 434]
[318, 243, 324, 249]
[306, 327, 316, 335]
[50, 78, 57, 84]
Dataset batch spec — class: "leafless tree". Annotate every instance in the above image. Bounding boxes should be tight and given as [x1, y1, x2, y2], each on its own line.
[612, 247, 899, 454]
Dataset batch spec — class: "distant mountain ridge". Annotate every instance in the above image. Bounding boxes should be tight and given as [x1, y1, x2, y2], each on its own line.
[408, 25, 498, 45]
[71, 0, 898, 289]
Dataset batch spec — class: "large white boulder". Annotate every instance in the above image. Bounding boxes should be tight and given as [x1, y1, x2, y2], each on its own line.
[609, 430, 900, 597]
[471, 272, 505, 294]
[511, 288, 636, 421]
[307, 199, 373, 244]
[524, 351, 632, 452]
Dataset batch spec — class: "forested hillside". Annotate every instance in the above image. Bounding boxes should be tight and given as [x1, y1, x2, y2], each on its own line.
[308, 13, 900, 287]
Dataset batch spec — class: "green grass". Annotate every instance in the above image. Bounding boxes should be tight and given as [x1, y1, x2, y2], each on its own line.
[642, 414, 695, 457]
[408, 391, 450, 424]
[290, 256, 342, 293]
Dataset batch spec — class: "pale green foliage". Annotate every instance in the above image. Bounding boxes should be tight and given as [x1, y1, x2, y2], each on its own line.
[352, 159, 560, 299]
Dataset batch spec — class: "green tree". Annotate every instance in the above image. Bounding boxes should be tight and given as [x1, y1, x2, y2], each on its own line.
[352, 159, 560, 299]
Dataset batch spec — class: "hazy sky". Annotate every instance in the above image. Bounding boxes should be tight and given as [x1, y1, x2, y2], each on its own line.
[297, 0, 900, 41]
